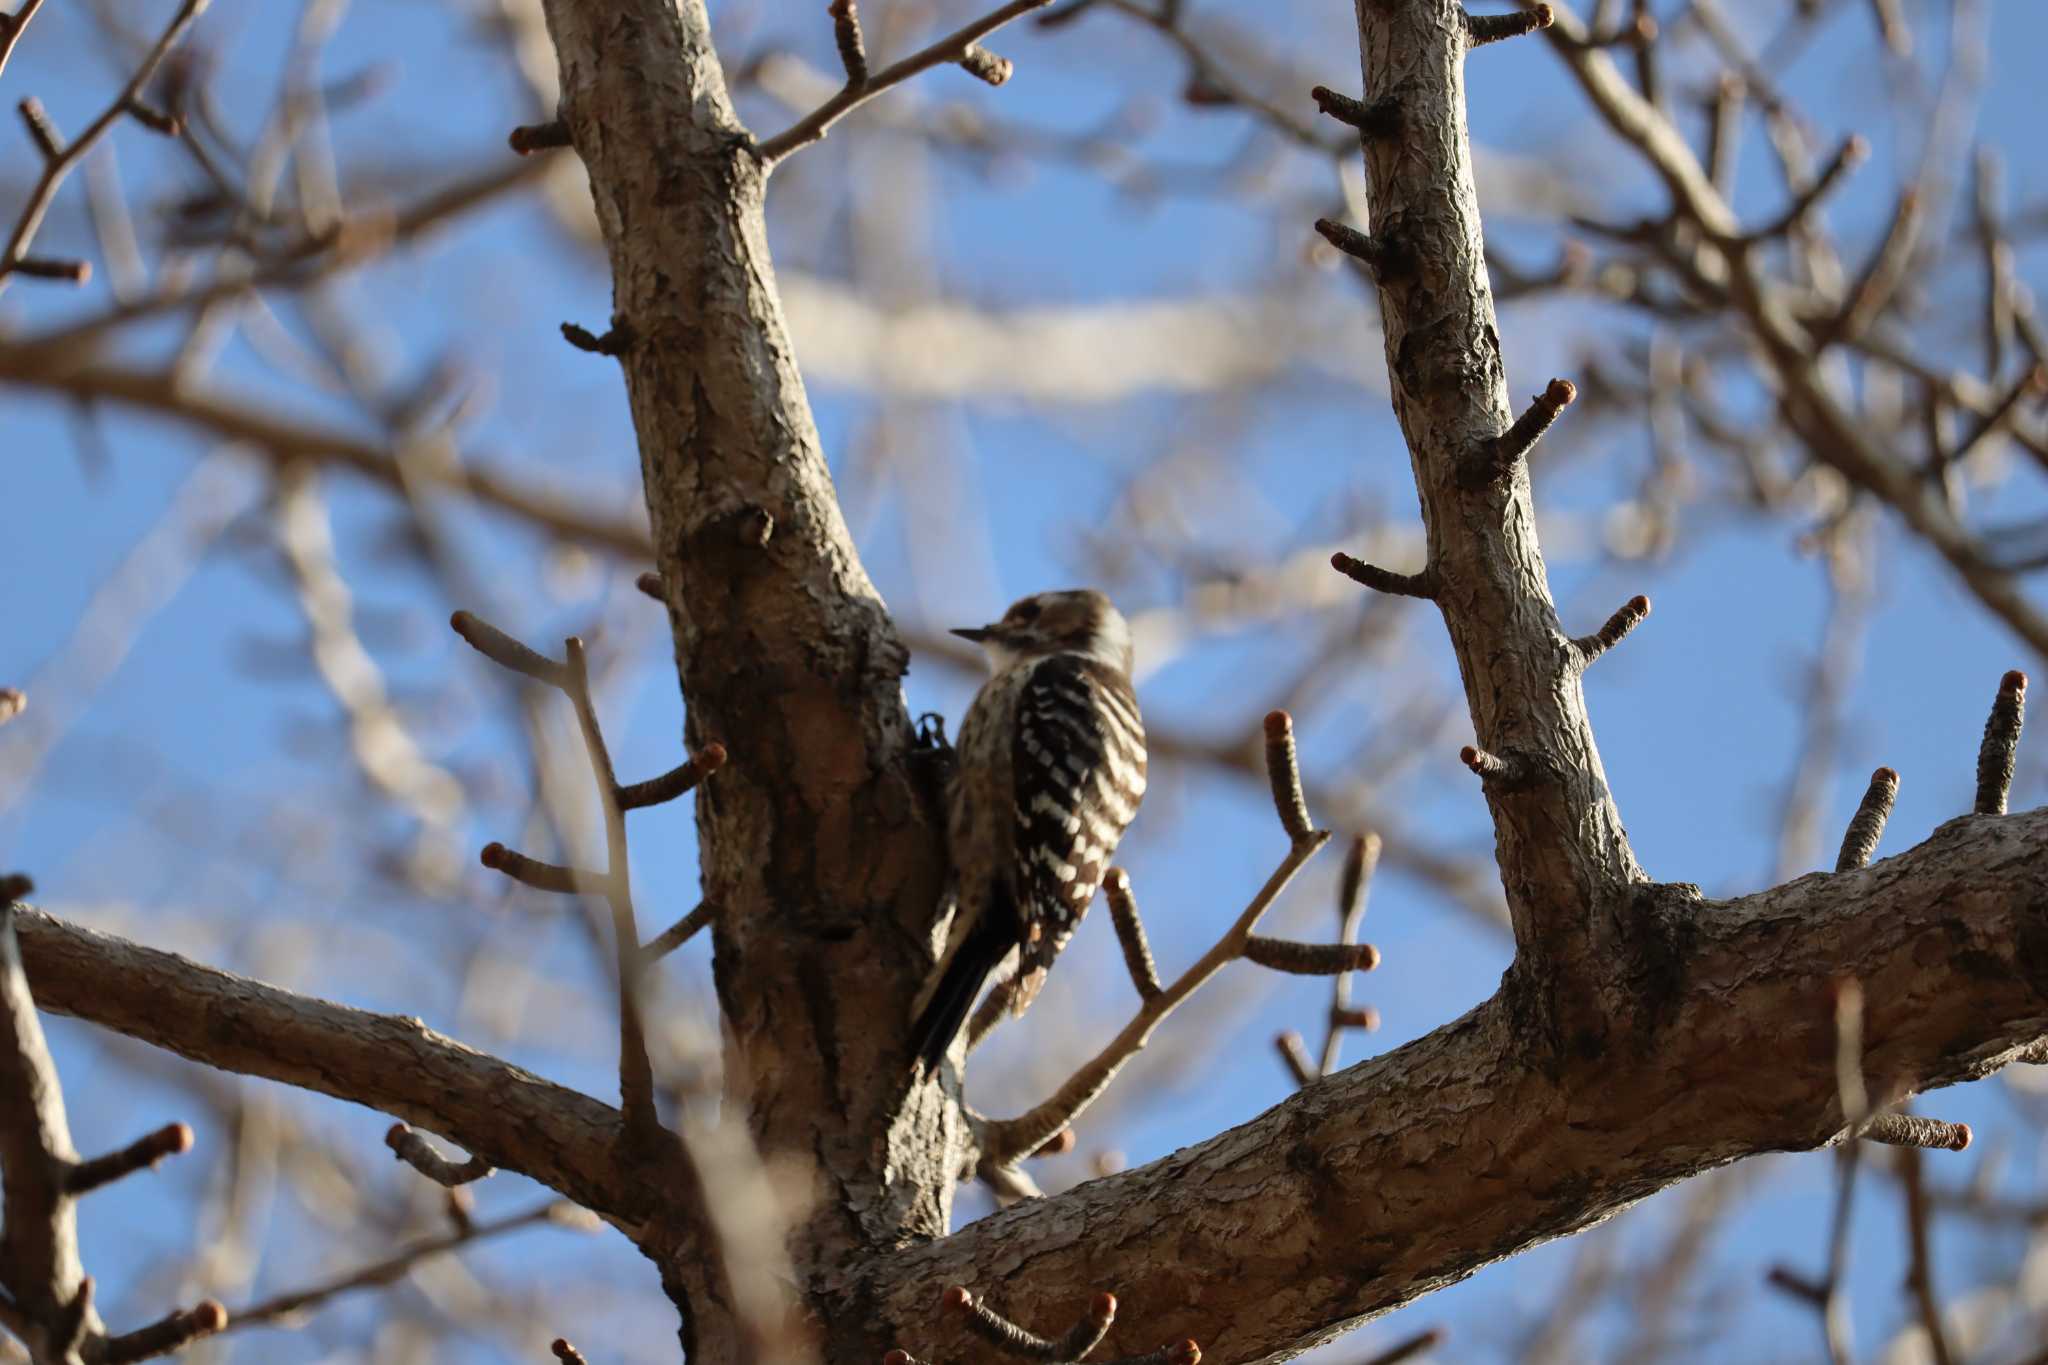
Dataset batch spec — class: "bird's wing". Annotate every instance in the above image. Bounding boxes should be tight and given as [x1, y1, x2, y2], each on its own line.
[1008, 655, 1147, 1010]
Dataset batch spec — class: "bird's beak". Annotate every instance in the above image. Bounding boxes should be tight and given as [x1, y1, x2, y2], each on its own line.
[950, 625, 996, 644]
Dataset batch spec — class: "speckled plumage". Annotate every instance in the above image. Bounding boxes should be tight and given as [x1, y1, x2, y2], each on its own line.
[911, 591, 1146, 1068]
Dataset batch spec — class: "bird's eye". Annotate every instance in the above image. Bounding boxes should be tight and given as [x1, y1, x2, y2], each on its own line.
[1011, 600, 1042, 624]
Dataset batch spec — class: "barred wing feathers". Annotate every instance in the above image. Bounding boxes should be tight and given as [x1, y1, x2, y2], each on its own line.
[1008, 654, 1146, 1011]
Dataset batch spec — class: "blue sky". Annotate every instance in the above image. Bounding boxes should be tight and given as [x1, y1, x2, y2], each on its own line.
[6, 0, 2048, 1361]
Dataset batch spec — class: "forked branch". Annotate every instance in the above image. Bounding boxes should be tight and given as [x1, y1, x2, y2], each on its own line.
[451, 609, 725, 1154]
[0, 0, 203, 295]
[976, 712, 1367, 1163]
[0, 905, 223, 1362]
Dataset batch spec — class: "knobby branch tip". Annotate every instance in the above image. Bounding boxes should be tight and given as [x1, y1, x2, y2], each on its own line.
[1975, 669, 2026, 815]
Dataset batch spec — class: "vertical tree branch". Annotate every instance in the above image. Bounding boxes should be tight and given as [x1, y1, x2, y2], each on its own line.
[533, 0, 955, 1353]
[1346, 0, 1641, 992]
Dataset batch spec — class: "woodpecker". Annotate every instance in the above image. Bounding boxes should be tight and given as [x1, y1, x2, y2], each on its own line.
[911, 589, 1148, 1071]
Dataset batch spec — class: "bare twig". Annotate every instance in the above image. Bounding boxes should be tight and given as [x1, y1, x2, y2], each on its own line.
[0, 905, 92, 1354]
[1466, 5, 1553, 47]
[452, 613, 678, 1153]
[1896, 1145, 1959, 1365]
[0, 0, 49, 84]
[946, 1284, 1120, 1360]
[100, 1302, 229, 1364]
[224, 1202, 589, 1333]
[640, 901, 715, 964]
[1467, 378, 1576, 486]
[1263, 711, 1314, 841]
[1330, 554, 1436, 599]
[1741, 135, 1867, 244]
[1317, 833, 1380, 1077]
[1351, 1328, 1445, 1365]
[1102, 868, 1161, 999]
[1950, 368, 2047, 471]
[449, 610, 567, 687]
[65, 1122, 192, 1196]
[0, 357, 652, 558]
[1313, 218, 1407, 278]
[1975, 670, 2027, 815]
[1309, 86, 1400, 139]
[1571, 595, 1650, 666]
[1863, 1112, 1972, 1152]
[829, 0, 869, 86]
[509, 119, 571, 154]
[617, 743, 727, 810]
[0, 0, 206, 295]
[757, 0, 1055, 162]
[1835, 767, 1899, 872]
[0, 906, 222, 1361]
[979, 712, 1335, 1162]
[277, 471, 465, 832]
[385, 1122, 493, 1187]
[480, 841, 596, 895]
[1459, 745, 1534, 788]
[1274, 1031, 1313, 1087]
[1829, 187, 1924, 345]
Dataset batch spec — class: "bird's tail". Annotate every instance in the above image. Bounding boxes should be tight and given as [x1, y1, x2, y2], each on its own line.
[909, 910, 1010, 1072]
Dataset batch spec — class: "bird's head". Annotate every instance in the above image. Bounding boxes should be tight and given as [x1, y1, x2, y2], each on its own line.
[952, 589, 1133, 676]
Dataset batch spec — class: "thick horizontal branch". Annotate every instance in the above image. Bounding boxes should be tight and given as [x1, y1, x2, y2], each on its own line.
[864, 806, 2048, 1362]
[9, 909, 643, 1221]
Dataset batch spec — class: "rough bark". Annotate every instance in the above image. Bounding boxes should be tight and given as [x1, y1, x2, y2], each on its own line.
[857, 808, 2048, 1361]
[1348, 1, 1641, 1015]
[11, 909, 637, 1220]
[15, 808, 2048, 1362]
[530, 0, 957, 1353]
